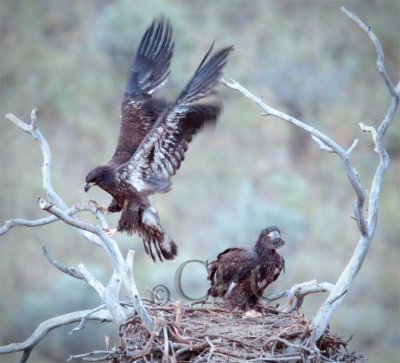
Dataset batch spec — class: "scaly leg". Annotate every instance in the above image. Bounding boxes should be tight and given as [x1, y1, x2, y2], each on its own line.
[89, 199, 108, 213]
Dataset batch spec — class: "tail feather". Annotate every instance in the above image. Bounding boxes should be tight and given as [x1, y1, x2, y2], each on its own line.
[140, 206, 178, 262]
[117, 202, 177, 262]
[141, 230, 178, 262]
[126, 17, 174, 95]
[207, 261, 229, 298]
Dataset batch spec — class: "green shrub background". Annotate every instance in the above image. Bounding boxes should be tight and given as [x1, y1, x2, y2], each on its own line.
[1, 1, 399, 361]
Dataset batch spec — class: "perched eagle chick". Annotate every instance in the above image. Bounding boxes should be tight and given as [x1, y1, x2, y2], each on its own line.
[84, 18, 233, 262]
[208, 226, 285, 314]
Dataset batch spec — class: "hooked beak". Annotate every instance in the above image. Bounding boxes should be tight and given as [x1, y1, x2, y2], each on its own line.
[268, 231, 280, 241]
[84, 182, 95, 192]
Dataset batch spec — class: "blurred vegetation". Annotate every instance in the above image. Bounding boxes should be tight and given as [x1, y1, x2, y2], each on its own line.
[0, 0, 399, 362]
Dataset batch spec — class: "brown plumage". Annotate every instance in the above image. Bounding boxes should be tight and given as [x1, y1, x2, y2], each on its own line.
[84, 17, 233, 262]
[208, 226, 285, 311]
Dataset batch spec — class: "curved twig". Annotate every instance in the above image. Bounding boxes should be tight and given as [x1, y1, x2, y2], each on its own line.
[1, 215, 58, 235]
[221, 6, 399, 348]
[69, 304, 107, 334]
[221, 78, 368, 237]
[309, 7, 400, 344]
[5, 111, 105, 247]
[0, 203, 110, 236]
[67, 350, 114, 362]
[284, 281, 334, 313]
[205, 336, 215, 363]
[41, 244, 86, 280]
[37, 196, 131, 323]
[0, 310, 112, 360]
[340, 7, 397, 97]
[2, 110, 153, 360]
[263, 280, 334, 313]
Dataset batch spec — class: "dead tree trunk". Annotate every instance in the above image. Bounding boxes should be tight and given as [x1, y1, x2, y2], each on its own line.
[0, 110, 153, 362]
[222, 6, 399, 351]
[1, 7, 398, 363]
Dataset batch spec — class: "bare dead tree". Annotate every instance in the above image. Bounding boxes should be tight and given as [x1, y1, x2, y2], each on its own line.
[0, 109, 153, 362]
[222, 6, 399, 349]
[1, 7, 397, 362]
[0, 109, 334, 362]
[0, 104, 336, 363]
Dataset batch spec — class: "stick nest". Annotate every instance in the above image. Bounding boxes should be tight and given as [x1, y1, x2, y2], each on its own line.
[110, 302, 361, 362]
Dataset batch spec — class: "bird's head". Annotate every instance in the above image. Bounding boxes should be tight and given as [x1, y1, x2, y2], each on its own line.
[258, 225, 286, 249]
[84, 166, 114, 192]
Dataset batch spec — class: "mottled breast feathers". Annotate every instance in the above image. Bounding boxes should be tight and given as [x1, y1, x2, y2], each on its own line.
[208, 226, 286, 310]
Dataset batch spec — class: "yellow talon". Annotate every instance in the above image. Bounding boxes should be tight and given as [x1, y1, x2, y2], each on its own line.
[104, 227, 117, 237]
[89, 200, 108, 213]
[242, 310, 262, 319]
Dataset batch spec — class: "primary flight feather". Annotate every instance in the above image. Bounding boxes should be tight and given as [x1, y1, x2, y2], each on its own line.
[84, 18, 233, 262]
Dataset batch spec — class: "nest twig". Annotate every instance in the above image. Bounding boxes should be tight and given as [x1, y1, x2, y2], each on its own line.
[106, 302, 361, 362]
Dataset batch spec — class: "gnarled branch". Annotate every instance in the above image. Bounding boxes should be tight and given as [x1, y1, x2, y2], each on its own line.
[310, 6, 399, 344]
[4, 110, 107, 247]
[0, 310, 113, 362]
[1, 111, 153, 361]
[41, 244, 86, 281]
[0, 202, 109, 236]
[221, 78, 369, 238]
[264, 280, 334, 313]
[222, 6, 399, 348]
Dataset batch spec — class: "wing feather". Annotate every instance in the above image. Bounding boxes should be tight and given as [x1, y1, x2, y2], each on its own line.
[208, 247, 257, 297]
[126, 17, 174, 95]
[125, 45, 233, 193]
[110, 18, 174, 166]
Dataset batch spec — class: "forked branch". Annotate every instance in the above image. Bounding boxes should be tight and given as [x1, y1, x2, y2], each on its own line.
[0, 310, 113, 362]
[265, 280, 335, 313]
[1, 111, 153, 361]
[0, 202, 110, 236]
[222, 7, 399, 346]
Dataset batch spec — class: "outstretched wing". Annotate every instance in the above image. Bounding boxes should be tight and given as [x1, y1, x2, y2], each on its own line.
[126, 17, 173, 95]
[124, 44, 233, 193]
[208, 247, 257, 297]
[110, 18, 174, 165]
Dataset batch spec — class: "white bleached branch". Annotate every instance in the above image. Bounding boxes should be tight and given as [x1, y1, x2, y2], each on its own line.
[77, 263, 106, 299]
[0, 202, 110, 236]
[1, 111, 153, 361]
[283, 280, 334, 313]
[4, 110, 106, 247]
[221, 78, 369, 237]
[0, 310, 113, 362]
[125, 250, 155, 332]
[310, 7, 400, 344]
[264, 280, 334, 313]
[222, 6, 399, 347]
[310, 135, 335, 153]
[41, 244, 86, 281]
